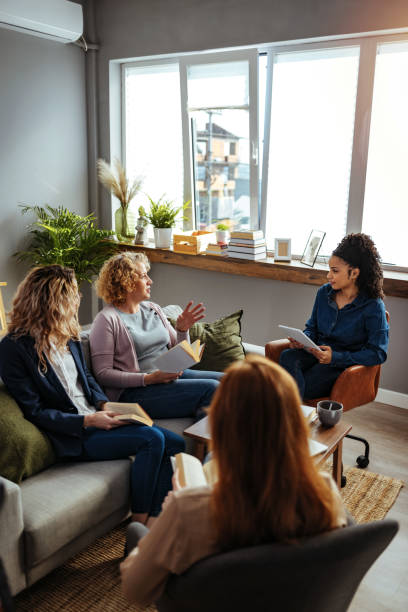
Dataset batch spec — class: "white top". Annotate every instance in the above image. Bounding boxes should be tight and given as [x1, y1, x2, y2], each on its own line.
[49, 346, 96, 416]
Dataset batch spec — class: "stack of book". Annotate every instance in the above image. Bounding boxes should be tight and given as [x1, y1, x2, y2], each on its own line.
[227, 230, 267, 260]
[205, 243, 228, 257]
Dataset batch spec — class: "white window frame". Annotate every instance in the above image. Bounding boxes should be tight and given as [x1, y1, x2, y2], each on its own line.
[260, 33, 408, 270]
[180, 49, 259, 230]
[121, 50, 259, 231]
[120, 31, 408, 270]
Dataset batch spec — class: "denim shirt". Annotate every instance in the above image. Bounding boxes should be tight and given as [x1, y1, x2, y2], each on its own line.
[303, 283, 389, 369]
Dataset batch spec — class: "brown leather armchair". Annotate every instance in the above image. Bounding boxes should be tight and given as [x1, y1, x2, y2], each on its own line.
[265, 312, 389, 474]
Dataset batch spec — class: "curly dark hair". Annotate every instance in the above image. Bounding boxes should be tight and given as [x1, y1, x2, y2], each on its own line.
[332, 233, 384, 299]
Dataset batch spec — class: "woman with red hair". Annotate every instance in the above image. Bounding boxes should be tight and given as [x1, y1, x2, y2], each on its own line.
[121, 355, 347, 606]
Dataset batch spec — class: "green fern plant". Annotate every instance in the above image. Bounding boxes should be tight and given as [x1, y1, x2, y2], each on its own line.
[15, 205, 116, 284]
[145, 195, 190, 228]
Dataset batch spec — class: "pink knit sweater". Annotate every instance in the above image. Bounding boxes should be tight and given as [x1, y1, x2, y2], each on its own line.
[89, 303, 188, 401]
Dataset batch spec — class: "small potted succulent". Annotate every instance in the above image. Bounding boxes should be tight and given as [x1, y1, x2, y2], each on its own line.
[145, 195, 188, 248]
[216, 222, 229, 244]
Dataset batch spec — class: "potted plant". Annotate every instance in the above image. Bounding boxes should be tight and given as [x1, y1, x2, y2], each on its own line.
[97, 158, 143, 242]
[216, 222, 229, 244]
[145, 195, 188, 248]
[14, 204, 116, 284]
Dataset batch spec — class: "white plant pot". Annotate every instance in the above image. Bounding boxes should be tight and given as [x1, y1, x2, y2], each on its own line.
[153, 227, 173, 249]
[216, 230, 229, 244]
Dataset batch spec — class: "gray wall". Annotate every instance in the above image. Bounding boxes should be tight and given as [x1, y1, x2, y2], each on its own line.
[89, 0, 408, 394]
[148, 262, 408, 394]
[0, 27, 90, 320]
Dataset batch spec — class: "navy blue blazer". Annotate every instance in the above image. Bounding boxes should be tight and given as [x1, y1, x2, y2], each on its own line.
[0, 334, 108, 458]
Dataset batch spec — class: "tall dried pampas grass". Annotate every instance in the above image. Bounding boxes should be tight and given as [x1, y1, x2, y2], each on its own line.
[97, 158, 142, 209]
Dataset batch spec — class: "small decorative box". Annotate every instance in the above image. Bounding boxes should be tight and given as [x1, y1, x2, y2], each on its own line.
[173, 231, 216, 254]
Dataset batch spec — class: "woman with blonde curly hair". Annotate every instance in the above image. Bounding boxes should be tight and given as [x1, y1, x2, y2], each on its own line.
[0, 265, 184, 524]
[90, 252, 222, 421]
[120, 356, 347, 606]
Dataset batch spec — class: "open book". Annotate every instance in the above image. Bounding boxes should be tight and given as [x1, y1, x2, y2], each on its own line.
[172, 441, 328, 489]
[153, 340, 205, 373]
[171, 452, 217, 488]
[105, 402, 153, 427]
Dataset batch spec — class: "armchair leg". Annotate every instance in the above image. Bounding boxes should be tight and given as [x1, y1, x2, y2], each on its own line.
[345, 434, 370, 469]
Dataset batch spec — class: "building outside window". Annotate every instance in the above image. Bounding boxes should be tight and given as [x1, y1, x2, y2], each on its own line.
[122, 34, 408, 268]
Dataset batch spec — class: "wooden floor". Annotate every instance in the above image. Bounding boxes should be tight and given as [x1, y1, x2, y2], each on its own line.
[341, 401, 407, 612]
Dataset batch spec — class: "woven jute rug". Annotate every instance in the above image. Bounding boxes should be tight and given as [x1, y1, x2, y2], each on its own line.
[15, 467, 404, 612]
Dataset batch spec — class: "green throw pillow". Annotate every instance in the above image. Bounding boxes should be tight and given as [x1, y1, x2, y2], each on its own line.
[0, 385, 56, 484]
[169, 310, 245, 372]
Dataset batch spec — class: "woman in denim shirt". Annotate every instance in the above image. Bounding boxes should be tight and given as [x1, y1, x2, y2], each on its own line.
[279, 233, 389, 399]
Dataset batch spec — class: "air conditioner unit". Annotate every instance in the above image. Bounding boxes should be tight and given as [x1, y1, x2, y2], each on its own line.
[0, 0, 83, 44]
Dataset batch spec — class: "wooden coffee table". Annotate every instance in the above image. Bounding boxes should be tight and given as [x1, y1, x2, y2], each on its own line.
[184, 416, 352, 488]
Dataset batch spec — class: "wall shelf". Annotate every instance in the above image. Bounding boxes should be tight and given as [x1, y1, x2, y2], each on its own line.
[112, 242, 408, 299]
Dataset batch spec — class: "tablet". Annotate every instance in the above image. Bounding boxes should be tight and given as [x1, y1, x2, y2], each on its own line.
[278, 325, 322, 351]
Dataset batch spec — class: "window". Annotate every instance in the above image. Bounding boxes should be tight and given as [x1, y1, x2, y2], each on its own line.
[182, 51, 258, 230]
[263, 47, 359, 256]
[362, 42, 408, 267]
[123, 63, 183, 217]
[122, 33, 408, 268]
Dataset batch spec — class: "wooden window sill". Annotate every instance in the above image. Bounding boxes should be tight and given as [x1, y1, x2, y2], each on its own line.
[113, 242, 408, 299]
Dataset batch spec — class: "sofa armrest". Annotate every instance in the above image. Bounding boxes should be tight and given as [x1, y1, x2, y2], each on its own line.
[265, 339, 291, 363]
[0, 476, 26, 594]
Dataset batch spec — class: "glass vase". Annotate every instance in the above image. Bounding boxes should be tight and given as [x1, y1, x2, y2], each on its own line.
[115, 206, 136, 242]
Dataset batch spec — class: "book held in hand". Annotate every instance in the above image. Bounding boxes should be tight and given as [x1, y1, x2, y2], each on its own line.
[171, 452, 217, 488]
[105, 402, 153, 426]
[153, 340, 205, 373]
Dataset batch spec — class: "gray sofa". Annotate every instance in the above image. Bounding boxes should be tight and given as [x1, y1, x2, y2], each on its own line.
[0, 320, 263, 596]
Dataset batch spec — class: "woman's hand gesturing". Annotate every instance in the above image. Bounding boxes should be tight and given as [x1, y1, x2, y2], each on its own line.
[176, 301, 205, 332]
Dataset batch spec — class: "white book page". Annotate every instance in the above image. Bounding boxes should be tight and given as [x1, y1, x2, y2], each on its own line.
[153, 345, 196, 373]
[308, 438, 328, 456]
[106, 402, 145, 417]
[175, 453, 207, 488]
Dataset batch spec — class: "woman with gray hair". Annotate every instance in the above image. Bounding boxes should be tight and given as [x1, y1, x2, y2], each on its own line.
[90, 252, 222, 421]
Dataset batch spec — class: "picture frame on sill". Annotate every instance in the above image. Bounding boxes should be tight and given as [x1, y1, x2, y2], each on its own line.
[274, 238, 291, 262]
[301, 230, 326, 267]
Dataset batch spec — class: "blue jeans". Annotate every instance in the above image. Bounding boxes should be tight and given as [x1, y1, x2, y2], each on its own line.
[81, 424, 184, 516]
[279, 349, 345, 399]
[119, 369, 223, 420]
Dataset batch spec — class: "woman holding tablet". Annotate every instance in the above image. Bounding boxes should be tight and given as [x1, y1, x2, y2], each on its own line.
[279, 233, 389, 399]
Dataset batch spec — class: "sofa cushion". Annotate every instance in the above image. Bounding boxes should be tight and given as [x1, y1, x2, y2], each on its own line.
[0, 385, 56, 484]
[21, 459, 131, 567]
[168, 310, 245, 372]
